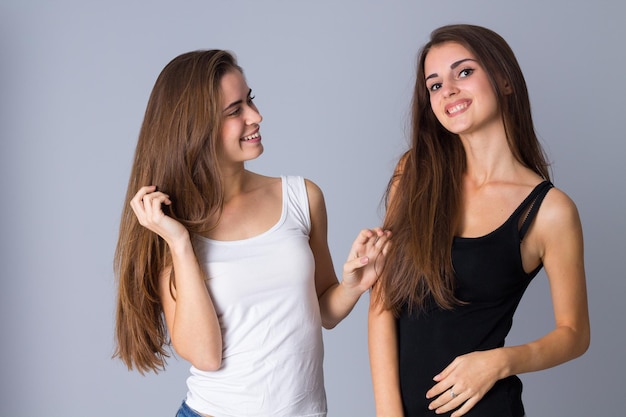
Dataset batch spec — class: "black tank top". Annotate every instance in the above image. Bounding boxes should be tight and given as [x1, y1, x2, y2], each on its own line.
[397, 181, 553, 417]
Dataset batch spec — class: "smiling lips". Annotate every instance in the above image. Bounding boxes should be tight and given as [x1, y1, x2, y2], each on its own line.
[241, 131, 261, 141]
[445, 100, 471, 116]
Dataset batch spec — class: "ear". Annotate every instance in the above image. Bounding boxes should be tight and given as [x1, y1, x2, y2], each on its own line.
[500, 79, 513, 95]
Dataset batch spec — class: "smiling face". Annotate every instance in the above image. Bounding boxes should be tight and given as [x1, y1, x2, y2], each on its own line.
[424, 41, 502, 138]
[218, 70, 263, 167]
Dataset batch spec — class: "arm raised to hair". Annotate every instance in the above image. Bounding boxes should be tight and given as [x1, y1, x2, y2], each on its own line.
[131, 185, 222, 371]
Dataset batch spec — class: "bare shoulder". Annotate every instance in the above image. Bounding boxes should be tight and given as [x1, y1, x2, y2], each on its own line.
[535, 186, 583, 244]
[304, 178, 325, 206]
[303, 179, 328, 227]
[539, 186, 581, 225]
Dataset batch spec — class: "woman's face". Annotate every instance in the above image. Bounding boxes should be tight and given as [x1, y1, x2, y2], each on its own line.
[218, 70, 263, 167]
[424, 41, 502, 138]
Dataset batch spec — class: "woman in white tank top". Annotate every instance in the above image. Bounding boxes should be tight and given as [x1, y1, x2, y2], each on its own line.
[113, 50, 390, 417]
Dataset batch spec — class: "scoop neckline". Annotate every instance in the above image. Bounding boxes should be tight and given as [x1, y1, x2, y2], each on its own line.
[194, 176, 287, 245]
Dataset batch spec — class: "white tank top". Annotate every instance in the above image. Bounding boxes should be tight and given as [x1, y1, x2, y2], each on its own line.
[185, 176, 327, 417]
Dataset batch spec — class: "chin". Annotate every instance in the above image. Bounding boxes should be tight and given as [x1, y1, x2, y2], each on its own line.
[249, 147, 264, 160]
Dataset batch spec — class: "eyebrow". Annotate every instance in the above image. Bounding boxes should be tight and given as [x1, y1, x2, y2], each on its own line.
[425, 58, 478, 81]
[222, 88, 252, 113]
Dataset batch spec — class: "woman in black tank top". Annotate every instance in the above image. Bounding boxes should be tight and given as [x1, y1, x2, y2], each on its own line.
[369, 24, 590, 417]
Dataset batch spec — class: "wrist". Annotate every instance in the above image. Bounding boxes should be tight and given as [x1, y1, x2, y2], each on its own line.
[494, 347, 514, 379]
[339, 279, 364, 300]
[167, 231, 193, 256]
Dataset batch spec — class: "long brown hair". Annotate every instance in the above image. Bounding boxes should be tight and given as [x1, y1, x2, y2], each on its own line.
[375, 24, 551, 316]
[113, 50, 241, 373]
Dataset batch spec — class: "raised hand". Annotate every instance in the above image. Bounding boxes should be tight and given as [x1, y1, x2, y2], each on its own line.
[342, 227, 391, 293]
[130, 185, 189, 246]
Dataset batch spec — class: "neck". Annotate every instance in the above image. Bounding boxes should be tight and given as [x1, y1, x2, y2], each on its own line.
[220, 164, 249, 201]
[458, 127, 519, 187]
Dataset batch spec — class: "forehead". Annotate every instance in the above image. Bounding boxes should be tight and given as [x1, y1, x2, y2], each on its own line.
[219, 70, 248, 101]
[424, 41, 477, 73]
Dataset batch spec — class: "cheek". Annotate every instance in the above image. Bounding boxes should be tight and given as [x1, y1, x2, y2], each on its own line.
[429, 92, 443, 111]
[429, 97, 446, 123]
[220, 122, 237, 140]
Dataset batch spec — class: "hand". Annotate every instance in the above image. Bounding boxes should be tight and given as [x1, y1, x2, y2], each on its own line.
[426, 350, 504, 416]
[130, 185, 189, 246]
[341, 228, 391, 293]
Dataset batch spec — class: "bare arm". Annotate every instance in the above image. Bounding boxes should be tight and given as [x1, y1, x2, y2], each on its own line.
[369, 294, 404, 417]
[131, 186, 222, 371]
[305, 180, 390, 329]
[493, 189, 590, 374]
[367, 156, 406, 416]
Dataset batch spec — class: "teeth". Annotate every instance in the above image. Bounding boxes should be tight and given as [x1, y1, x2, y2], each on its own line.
[448, 103, 468, 114]
[242, 132, 260, 141]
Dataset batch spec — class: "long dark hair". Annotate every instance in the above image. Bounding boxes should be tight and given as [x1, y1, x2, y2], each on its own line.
[375, 24, 551, 316]
[114, 50, 241, 373]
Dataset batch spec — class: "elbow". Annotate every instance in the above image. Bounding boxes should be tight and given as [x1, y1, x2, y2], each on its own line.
[577, 328, 591, 357]
[192, 356, 222, 372]
[321, 317, 339, 330]
[185, 351, 222, 372]
[322, 323, 337, 330]
[318, 301, 344, 330]
[566, 324, 591, 360]
[575, 319, 591, 357]
[173, 342, 222, 372]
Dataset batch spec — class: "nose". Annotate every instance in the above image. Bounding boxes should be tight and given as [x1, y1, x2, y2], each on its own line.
[246, 104, 262, 125]
[442, 82, 459, 98]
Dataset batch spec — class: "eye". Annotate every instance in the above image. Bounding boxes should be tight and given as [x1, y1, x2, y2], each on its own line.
[458, 68, 474, 78]
[247, 95, 255, 104]
[428, 83, 442, 92]
[227, 107, 241, 117]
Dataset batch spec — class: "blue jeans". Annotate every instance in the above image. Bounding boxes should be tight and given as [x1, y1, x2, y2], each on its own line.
[175, 401, 208, 417]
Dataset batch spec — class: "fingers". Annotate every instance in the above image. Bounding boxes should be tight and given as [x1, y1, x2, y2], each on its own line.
[429, 387, 462, 416]
[130, 185, 172, 227]
[350, 228, 375, 254]
[426, 355, 488, 417]
[370, 228, 392, 260]
[343, 255, 371, 275]
[450, 395, 480, 417]
[341, 227, 392, 292]
[432, 358, 456, 382]
[350, 227, 391, 260]
[426, 359, 458, 399]
[428, 386, 479, 417]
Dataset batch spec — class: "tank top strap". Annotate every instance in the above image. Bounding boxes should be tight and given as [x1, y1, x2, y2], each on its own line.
[519, 180, 554, 240]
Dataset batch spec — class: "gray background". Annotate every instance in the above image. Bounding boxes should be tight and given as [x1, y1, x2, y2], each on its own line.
[1, 1, 624, 416]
